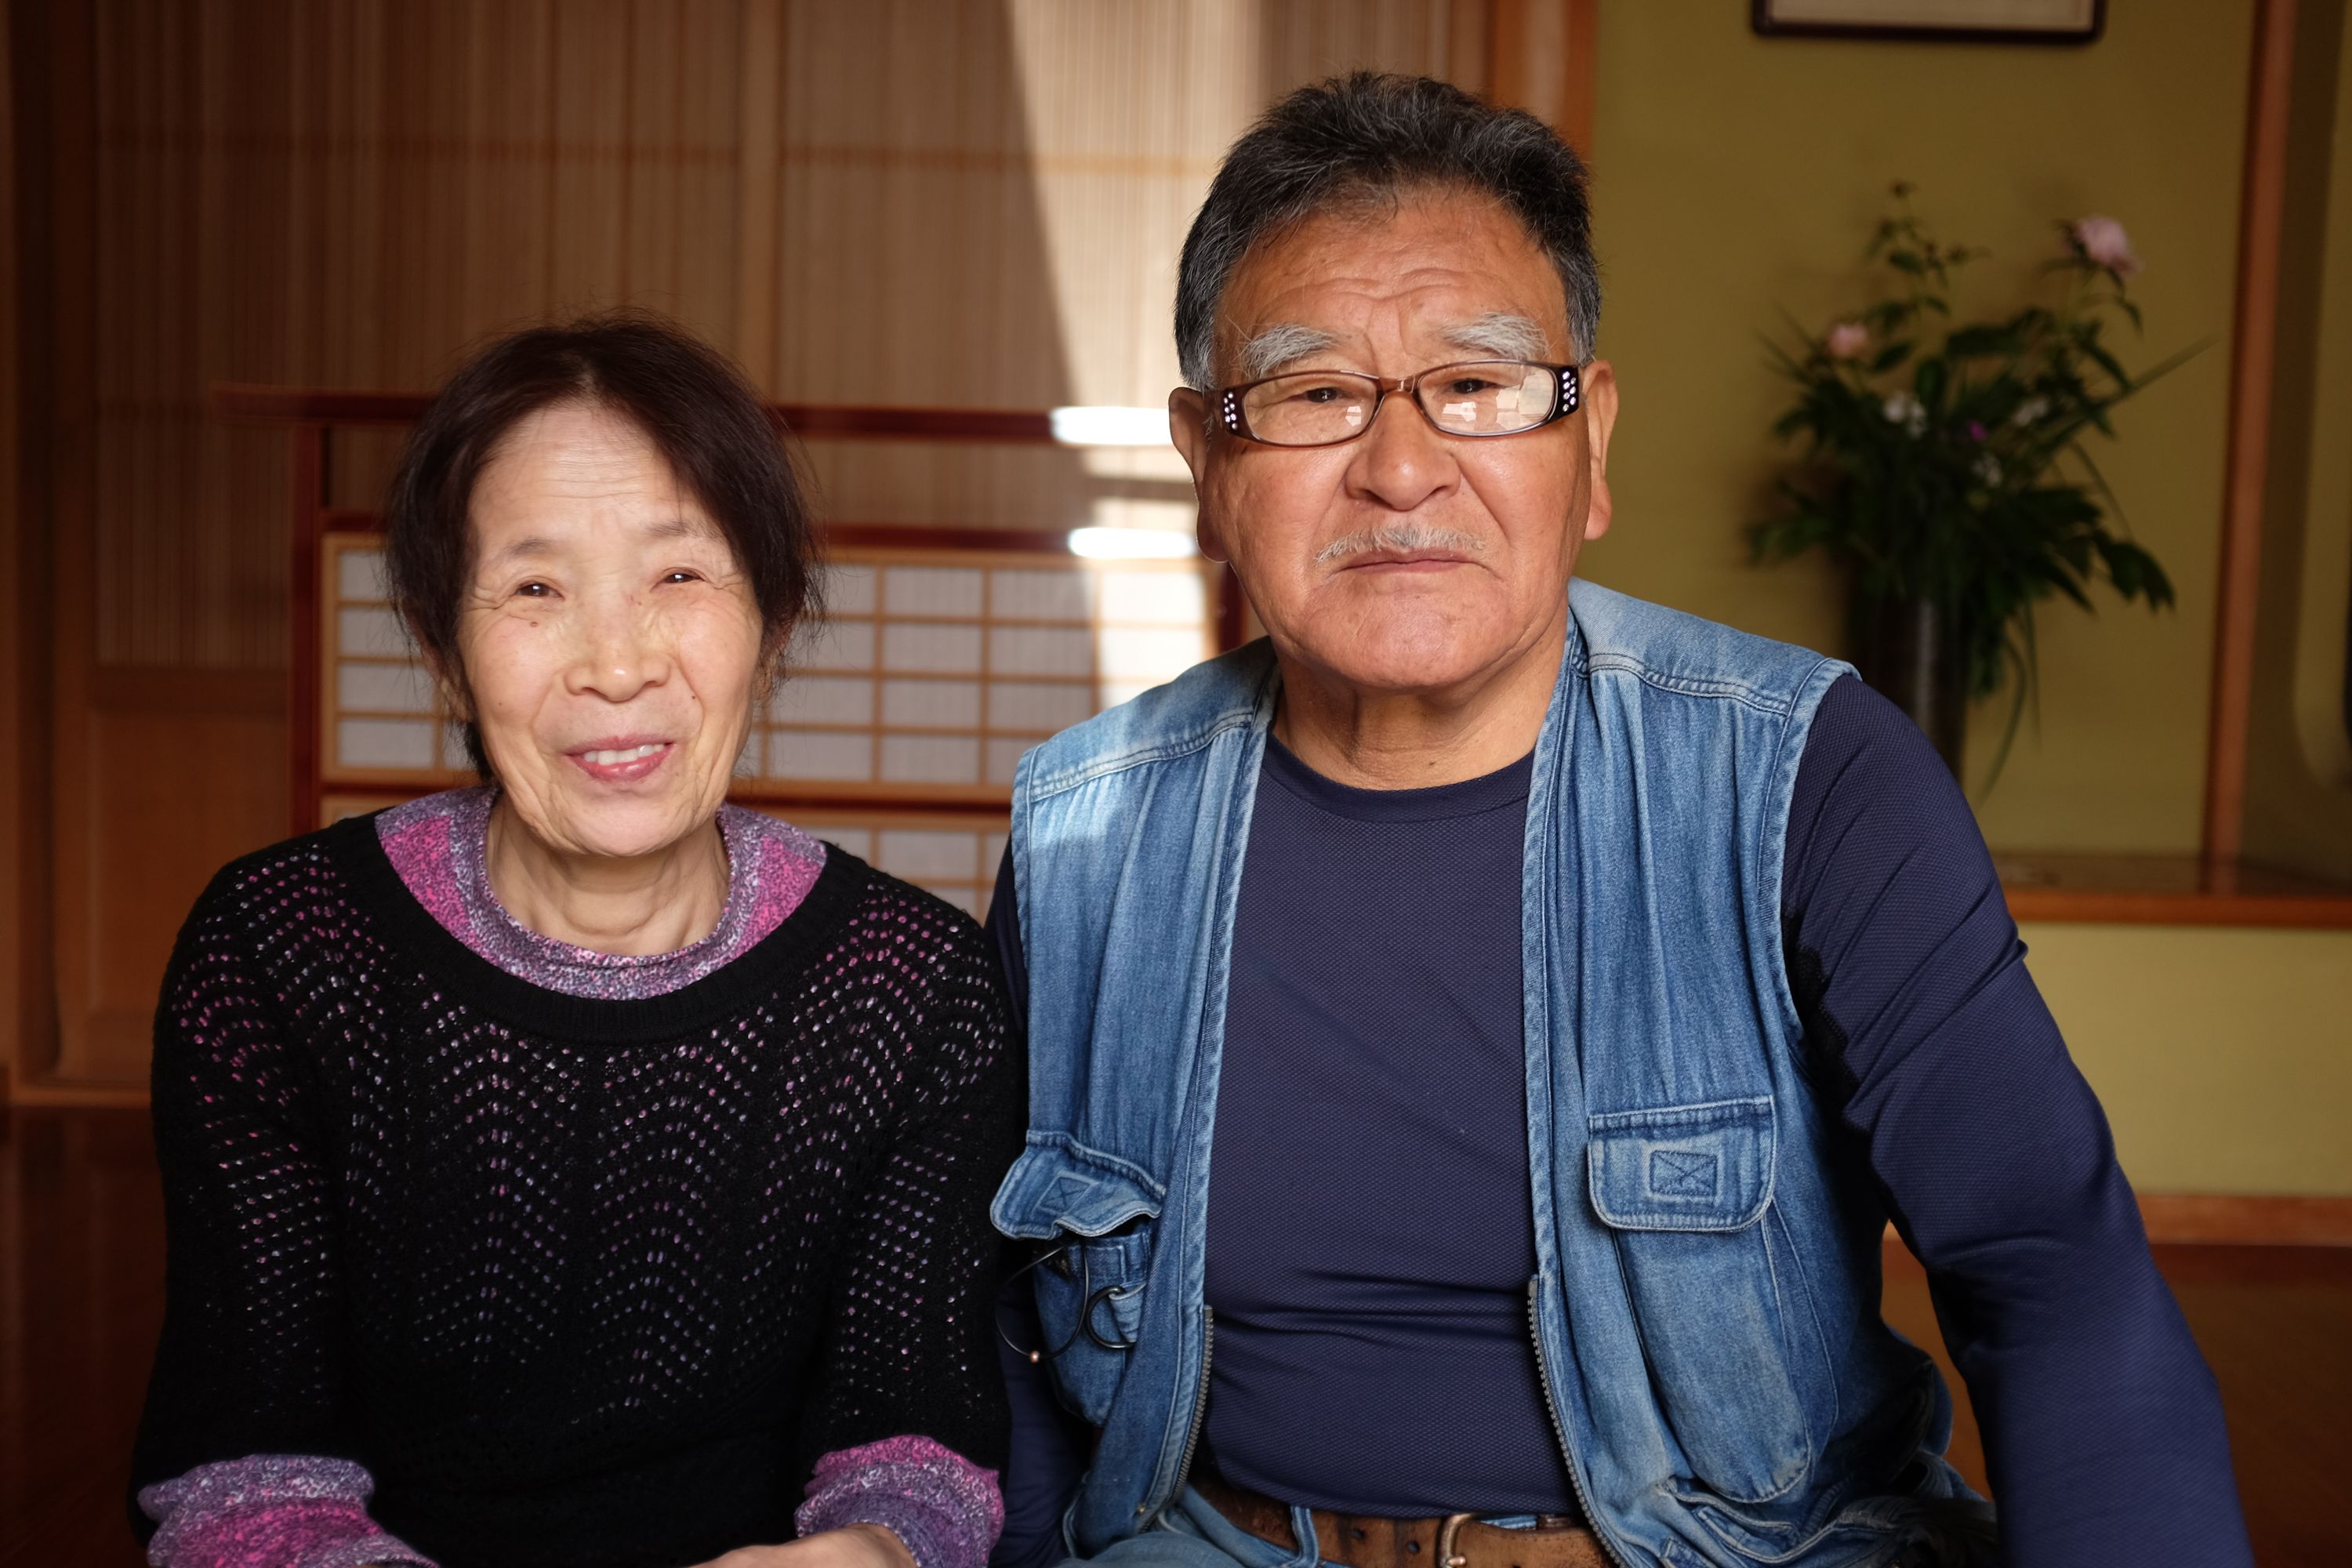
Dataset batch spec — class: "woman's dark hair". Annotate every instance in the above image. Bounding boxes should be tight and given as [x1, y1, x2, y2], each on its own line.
[383, 310, 820, 774]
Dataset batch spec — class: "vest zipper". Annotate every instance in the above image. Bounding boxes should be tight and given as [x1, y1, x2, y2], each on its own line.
[1526, 1278, 1629, 1568]
[1156, 1305, 1215, 1519]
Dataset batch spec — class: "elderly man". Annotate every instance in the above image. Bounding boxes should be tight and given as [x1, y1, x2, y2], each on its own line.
[984, 74, 2248, 1568]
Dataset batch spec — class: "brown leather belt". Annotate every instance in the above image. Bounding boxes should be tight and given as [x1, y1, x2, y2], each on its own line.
[1192, 1472, 1612, 1568]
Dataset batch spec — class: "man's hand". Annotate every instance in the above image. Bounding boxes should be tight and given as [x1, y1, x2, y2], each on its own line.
[691, 1523, 918, 1568]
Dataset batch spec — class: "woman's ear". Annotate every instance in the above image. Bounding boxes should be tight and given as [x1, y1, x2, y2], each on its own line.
[754, 622, 794, 710]
[427, 656, 475, 727]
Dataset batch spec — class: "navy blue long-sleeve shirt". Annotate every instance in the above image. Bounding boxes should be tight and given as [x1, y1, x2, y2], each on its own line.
[986, 674, 2248, 1568]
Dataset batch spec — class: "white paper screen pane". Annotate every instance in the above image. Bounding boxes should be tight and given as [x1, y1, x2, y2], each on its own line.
[793, 620, 877, 672]
[990, 568, 1093, 621]
[821, 827, 873, 860]
[339, 606, 408, 658]
[986, 681, 1094, 733]
[880, 734, 981, 782]
[1098, 626, 1206, 680]
[339, 662, 434, 713]
[882, 622, 985, 672]
[883, 679, 982, 728]
[1100, 571, 1205, 625]
[985, 738, 1029, 785]
[985, 832, 1010, 871]
[338, 549, 389, 601]
[878, 828, 982, 880]
[885, 566, 985, 617]
[772, 676, 875, 725]
[990, 626, 1094, 677]
[825, 567, 879, 615]
[771, 730, 874, 780]
[340, 717, 436, 769]
[1099, 679, 1158, 709]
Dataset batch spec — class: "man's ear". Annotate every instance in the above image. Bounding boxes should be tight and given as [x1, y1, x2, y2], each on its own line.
[1168, 387, 1230, 564]
[1577, 359, 1619, 543]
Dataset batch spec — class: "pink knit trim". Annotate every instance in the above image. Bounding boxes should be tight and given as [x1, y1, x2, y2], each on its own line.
[138, 1455, 434, 1568]
[797, 1436, 1004, 1568]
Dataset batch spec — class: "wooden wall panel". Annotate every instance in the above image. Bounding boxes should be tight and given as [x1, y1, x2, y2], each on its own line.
[9, 0, 1599, 1098]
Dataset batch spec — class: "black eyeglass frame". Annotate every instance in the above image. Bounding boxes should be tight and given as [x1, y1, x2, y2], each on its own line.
[1212, 359, 1583, 448]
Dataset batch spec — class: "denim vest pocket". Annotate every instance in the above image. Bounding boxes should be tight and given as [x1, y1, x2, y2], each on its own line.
[1586, 1097, 1817, 1504]
[993, 1141, 1163, 1424]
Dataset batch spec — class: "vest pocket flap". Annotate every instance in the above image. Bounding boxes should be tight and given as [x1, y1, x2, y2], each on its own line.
[992, 1139, 1166, 1240]
[1587, 1096, 1776, 1231]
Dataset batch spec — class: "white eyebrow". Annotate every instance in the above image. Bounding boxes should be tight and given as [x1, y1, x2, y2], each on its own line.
[1443, 312, 1552, 361]
[1238, 324, 1344, 381]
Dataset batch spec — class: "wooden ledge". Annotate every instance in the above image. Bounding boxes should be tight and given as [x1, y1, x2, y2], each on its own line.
[1998, 852, 2352, 928]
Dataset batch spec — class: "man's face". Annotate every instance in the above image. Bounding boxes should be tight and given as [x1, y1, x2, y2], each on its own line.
[1171, 188, 1617, 701]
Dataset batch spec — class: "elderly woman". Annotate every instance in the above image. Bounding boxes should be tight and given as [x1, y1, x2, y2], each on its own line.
[128, 315, 1020, 1568]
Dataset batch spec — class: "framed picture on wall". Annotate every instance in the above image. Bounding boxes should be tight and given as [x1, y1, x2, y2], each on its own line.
[1751, 0, 2103, 44]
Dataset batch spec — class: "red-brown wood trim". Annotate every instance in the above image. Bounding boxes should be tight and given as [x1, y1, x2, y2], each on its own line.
[2138, 1192, 2352, 1247]
[1889, 1192, 2352, 1249]
[212, 384, 1067, 445]
[1561, 0, 1599, 155]
[2004, 886, 2352, 929]
[776, 405, 1056, 444]
[317, 516, 1093, 557]
[289, 423, 325, 838]
[2203, 0, 2298, 866]
[819, 522, 1074, 555]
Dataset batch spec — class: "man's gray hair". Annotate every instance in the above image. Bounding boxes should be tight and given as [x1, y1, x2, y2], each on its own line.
[1175, 73, 1601, 390]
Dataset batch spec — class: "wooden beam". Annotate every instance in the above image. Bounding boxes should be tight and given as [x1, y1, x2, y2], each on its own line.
[2203, 0, 2299, 864]
[733, 0, 783, 389]
[1560, 0, 1599, 154]
[2139, 1192, 2352, 1247]
[211, 384, 1069, 445]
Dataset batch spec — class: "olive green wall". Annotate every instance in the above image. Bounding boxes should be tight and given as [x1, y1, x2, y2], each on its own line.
[1584, 0, 2251, 853]
[2023, 922, 2352, 1195]
[1583, 4, 2352, 1200]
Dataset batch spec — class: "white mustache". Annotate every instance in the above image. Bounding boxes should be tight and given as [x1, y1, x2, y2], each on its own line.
[1316, 523, 1488, 564]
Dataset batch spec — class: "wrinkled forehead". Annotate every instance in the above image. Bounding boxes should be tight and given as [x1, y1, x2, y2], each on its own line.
[466, 400, 730, 562]
[1213, 186, 1570, 377]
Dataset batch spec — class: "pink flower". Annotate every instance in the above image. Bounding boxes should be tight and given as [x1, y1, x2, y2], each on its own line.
[2071, 216, 2140, 277]
[1825, 321, 1870, 360]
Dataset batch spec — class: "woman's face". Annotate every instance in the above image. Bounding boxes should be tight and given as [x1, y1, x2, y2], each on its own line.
[453, 401, 768, 862]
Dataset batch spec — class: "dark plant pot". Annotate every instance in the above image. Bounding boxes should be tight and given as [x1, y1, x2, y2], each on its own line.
[1854, 595, 1969, 782]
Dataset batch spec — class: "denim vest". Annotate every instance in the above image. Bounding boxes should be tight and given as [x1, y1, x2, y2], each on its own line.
[992, 581, 1971, 1568]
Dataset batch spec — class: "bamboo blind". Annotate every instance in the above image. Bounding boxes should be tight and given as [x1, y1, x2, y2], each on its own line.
[74, 0, 1589, 670]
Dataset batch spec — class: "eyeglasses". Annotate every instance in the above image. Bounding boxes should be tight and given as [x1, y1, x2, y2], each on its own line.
[1213, 359, 1581, 448]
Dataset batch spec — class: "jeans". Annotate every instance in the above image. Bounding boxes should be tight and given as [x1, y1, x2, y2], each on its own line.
[1056, 1488, 1317, 1568]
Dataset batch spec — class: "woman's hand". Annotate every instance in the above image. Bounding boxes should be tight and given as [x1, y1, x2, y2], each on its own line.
[692, 1523, 918, 1568]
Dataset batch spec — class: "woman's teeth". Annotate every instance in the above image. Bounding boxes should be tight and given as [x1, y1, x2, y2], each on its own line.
[583, 743, 665, 764]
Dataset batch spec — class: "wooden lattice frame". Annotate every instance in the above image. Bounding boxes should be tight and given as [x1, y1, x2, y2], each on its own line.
[222, 387, 1247, 842]
[318, 535, 1224, 809]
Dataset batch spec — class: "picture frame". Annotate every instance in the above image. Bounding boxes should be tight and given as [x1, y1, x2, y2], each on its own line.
[1751, 0, 2104, 45]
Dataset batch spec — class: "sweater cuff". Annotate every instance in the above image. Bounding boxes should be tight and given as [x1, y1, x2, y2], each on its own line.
[138, 1455, 436, 1568]
[796, 1436, 1004, 1568]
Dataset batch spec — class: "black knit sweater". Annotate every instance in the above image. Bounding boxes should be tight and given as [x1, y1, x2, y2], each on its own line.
[129, 815, 1022, 1568]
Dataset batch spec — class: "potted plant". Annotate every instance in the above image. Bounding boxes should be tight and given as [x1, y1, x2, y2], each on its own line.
[1749, 185, 2190, 786]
